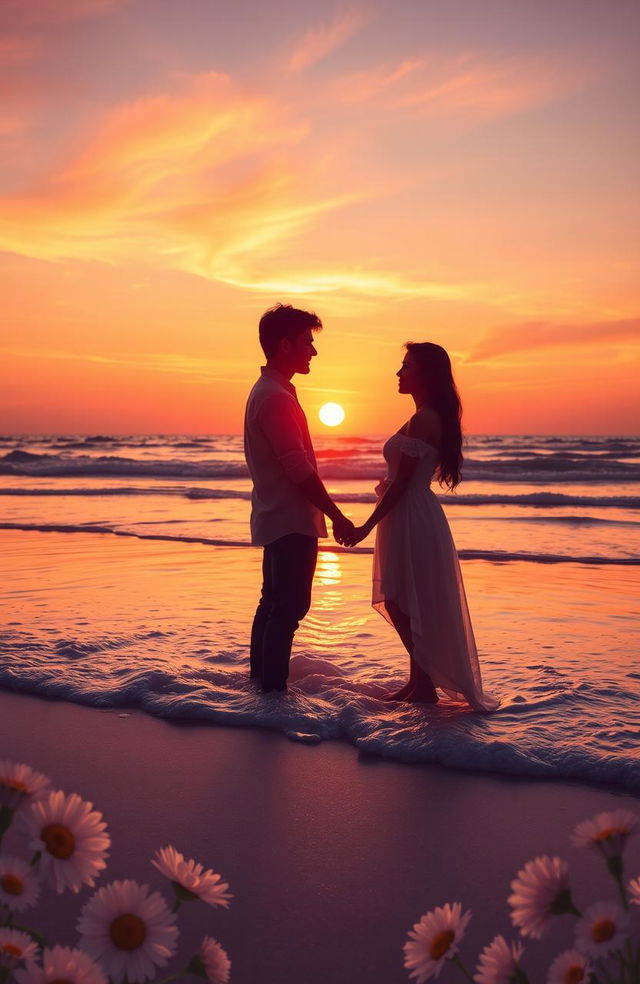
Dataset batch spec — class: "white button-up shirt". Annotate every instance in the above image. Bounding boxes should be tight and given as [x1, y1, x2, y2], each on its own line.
[244, 367, 328, 546]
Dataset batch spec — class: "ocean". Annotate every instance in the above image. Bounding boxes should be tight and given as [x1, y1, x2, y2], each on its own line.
[1, 433, 638, 790]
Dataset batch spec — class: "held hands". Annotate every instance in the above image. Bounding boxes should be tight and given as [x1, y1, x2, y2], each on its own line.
[332, 515, 371, 547]
[332, 514, 355, 547]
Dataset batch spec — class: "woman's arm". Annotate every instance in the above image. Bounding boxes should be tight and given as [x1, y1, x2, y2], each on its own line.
[345, 412, 439, 546]
[354, 452, 418, 541]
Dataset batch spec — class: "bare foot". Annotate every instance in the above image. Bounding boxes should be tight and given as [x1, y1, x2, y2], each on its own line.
[405, 685, 439, 705]
[379, 680, 414, 702]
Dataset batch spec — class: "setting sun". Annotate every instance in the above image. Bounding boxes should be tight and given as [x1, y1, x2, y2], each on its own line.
[319, 403, 345, 427]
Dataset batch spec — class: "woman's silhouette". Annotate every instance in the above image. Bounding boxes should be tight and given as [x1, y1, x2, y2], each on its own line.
[345, 343, 498, 711]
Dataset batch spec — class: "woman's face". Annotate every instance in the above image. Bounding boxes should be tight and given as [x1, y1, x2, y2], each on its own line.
[397, 350, 423, 396]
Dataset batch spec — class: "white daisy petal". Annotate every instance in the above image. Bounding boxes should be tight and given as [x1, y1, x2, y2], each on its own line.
[0, 761, 51, 814]
[22, 790, 110, 894]
[0, 854, 40, 912]
[574, 900, 629, 958]
[14, 945, 108, 984]
[571, 810, 638, 857]
[0, 927, 40, 969]
[547, 949, 590, 984]
[629, 877, 640, 906]
[474, 935, 524, 984]
[78, 879, 178, 984]
[508, 856, 571, 939]
[193, 936, 231, 984]
[152, 845, 233, 908]
[403, 902, 472, 983]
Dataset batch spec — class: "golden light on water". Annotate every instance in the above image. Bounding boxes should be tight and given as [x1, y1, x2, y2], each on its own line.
[319, 403, 345, 427]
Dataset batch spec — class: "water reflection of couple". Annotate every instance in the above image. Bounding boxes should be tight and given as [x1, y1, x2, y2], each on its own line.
[244, 304, 498, 713]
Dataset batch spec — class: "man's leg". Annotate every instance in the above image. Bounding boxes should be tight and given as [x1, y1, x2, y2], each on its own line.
[260, 533, 318, 692]
[249, 546, 272, 681]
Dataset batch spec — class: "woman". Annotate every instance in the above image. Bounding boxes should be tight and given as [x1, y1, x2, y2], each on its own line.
[346, 343, 498, 712]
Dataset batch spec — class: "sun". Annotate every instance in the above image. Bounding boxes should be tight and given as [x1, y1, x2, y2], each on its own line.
[319, 402, 345, 427]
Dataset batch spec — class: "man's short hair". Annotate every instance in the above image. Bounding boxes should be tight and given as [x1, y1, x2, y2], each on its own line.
[259, 304, 322, 358]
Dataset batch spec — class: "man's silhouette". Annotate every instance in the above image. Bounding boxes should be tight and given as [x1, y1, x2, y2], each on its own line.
[244, 304, 354, 693]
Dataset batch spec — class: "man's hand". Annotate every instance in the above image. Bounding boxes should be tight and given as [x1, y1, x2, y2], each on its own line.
[332, 514, 355, 546]
[350, 525, 370, 546]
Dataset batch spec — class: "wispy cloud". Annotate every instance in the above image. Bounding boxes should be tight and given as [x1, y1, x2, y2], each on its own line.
[469, 318, 640, 361]
[332, 57, 426, 102]
[287, 8, 368, 72]
[334, 50, 598, 122]
[0, 347, 253, 384]
[0, 36, 41, 65]
[1, 65, 466, 301]
[2, 0, 129, 25]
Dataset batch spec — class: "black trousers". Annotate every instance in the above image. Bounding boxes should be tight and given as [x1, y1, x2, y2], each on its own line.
[250, 533, 318, 692]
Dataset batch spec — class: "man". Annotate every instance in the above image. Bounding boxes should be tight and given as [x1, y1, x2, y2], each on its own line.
[244, 303, 354, 693]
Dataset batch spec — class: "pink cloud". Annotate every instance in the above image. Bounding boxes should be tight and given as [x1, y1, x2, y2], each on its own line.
[333, 50, 599, 122]
[2, 0, 129, 25]
[287, 8, 368, 72]
[470, 318, 640, 361]
[0, 35, 41, 65]
[331, 57, 426, 102]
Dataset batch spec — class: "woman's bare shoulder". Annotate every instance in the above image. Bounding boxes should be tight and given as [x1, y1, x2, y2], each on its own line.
[405, 408, 441, 445]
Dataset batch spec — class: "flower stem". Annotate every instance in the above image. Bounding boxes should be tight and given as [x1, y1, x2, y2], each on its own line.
[606, 856, 630, 911]
[0, 806, 15, 847]
[450, 954, 475, 982]
[11, 921, 48, 948]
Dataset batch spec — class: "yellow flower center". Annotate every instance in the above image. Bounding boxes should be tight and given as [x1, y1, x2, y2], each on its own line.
[42, 823, 76, 859]
[594, 827, 620, 841]
[429, 930, 455, 959]
[592, 918, 615, 942]
[0, 778, 28, 794]
[110, 913, 147, 951]
[564, 968, 585, 983]
[1, 943, 23, 957]
[0, 874, 23, 896]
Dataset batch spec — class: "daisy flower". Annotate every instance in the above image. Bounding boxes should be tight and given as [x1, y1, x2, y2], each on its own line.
[547, 949, 590, 984]
[508, 856, 574, 939]
[152, 846, 232, 908]
[474, 935, 524, 984]
[571, 810, 638, 857]
[77, 879, 178, 984]
[0, 854, 40, 912]
[0, 761, 51, 813]
[23, 790, 110, 894]
[574, 900, 629, 958]
[629, 876, 640, 905]
[404, 903, 472, 982]
[0, 928, 39, 969]
[14, 946, 108, 984]
[187, 937, 231, 984]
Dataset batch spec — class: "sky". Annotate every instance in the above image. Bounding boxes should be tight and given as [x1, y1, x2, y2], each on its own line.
[1, 0, 639, 436]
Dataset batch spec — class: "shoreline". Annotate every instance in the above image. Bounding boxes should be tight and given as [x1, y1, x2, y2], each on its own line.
[3, 690, 639, 982]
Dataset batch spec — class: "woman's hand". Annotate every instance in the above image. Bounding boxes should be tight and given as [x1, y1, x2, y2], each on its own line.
[343, 523, 371, 547]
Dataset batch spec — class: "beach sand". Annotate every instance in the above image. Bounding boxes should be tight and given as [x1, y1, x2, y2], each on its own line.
[3, 691, 639, 983]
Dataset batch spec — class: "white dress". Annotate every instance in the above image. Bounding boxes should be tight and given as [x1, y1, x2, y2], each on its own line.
[372, 431, 499, 712]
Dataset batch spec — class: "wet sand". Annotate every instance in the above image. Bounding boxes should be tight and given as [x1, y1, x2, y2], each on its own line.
[3, 691, 638, 982]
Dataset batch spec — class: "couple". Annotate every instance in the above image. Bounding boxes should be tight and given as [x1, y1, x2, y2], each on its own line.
[244, 304, 498, 713]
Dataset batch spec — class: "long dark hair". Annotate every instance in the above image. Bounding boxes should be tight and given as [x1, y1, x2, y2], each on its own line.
[405, 342, 463, 490]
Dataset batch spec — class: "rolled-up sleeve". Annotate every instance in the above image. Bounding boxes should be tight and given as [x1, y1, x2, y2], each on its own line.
[258, 393, 315, 483]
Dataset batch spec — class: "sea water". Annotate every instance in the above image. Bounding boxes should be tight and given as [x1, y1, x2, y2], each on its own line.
[1, 434, 638, 790]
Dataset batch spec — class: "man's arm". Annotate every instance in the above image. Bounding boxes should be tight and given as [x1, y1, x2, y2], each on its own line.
[259, 393, 354, 538]
[296, 472, 354, 543]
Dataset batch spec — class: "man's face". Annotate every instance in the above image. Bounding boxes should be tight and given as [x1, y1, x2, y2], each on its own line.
[285, 329, 317, 375]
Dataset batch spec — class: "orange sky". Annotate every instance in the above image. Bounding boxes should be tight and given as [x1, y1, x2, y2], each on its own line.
[1, 0, 639, 435]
